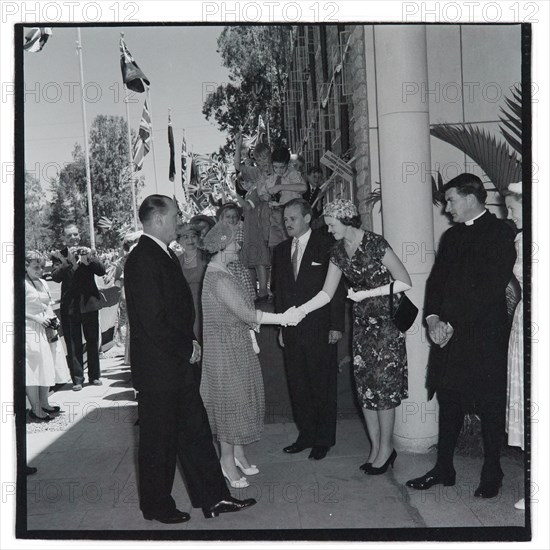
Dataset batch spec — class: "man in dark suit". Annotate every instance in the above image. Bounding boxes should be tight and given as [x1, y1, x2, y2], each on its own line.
[406, 174, 516, 499]
[124, 195, 255, 524]
[302, 166, 325, 229]
[273, 198, 346, 460]
[51, 224, 105, 391]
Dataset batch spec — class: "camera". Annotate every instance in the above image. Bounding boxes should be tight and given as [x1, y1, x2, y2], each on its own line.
[45, 317, 60, 343]
[47, 317, 60, 330]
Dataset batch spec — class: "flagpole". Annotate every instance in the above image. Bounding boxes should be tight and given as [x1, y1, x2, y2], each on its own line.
[147, 87, 159, 193]
[76, 28, 95, 249]
[124, 85, 139, 231]
[169, 108, 175, 197]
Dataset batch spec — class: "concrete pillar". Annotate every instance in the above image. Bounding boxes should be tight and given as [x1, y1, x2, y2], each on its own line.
[374, 25, 437, 452]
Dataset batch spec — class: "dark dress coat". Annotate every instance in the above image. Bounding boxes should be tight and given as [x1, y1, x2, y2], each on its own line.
[425, 211, 516, 404]
[272, 230, 346, 447]
[124, 235, 229, 513]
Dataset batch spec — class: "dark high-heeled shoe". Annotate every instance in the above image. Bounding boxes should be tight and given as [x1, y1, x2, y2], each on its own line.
[29, 411, 53, 422]
[367, 449, 397, 475]
[359, 461, 372, 472]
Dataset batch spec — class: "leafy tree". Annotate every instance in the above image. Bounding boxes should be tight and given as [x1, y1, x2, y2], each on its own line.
[46, 143, 90, 247]
[45, 116, 144, 249]
[203, 26, 291, 156]
[24, 171, 49, 251]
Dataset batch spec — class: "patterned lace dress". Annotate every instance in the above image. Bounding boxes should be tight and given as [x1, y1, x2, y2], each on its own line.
[506, 232, 523, 449]
[331, 231, 408, 410]
[200, 267, 265, 444]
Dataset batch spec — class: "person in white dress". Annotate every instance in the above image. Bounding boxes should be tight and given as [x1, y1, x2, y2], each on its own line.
[503, 182, 524, 511]
[25, 251, 60, 422]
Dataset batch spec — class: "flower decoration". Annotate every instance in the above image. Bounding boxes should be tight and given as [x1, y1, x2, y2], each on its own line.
[323, 199, 358, 220]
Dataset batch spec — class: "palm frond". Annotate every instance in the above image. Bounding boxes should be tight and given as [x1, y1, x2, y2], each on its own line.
[499, 84, 522, 155]
[430, 124, 521, 194]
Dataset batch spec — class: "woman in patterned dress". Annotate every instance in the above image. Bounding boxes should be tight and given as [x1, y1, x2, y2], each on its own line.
[199, 221, 297, 488]
[294, 200, 412, 474]
[503, 182, 524, 510]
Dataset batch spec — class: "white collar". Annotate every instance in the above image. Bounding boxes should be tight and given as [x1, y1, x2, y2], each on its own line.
[293, 228, 312, 247]
[143, 233, 171, 256]
[464, 209, 487, 226]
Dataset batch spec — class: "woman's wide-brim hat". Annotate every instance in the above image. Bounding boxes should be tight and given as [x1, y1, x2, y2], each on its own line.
[190, 214, 216, 229]
[200, 221, 235, 254]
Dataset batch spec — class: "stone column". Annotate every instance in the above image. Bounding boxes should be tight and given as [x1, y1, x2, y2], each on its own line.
[374, 25, 437, 452]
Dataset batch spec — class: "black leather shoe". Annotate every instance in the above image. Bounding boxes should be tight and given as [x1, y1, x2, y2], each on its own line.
[202, 496, 257, 518]
[143, 509, 190, 523]
[474, 479, 503, 499]
[26, 466, 37, 475]
[309, 446, 329, 460]
[406, 469, 456, 490]
[283, 442, 308, 454]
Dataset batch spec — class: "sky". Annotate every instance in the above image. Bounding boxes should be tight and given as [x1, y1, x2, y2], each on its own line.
[23, 25, 231, 201]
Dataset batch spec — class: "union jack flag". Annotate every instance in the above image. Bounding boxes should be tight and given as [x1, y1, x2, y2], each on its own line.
[133, 92, 151, 171]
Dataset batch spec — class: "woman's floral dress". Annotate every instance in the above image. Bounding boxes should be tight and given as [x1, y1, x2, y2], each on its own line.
[331, 231, 408, 410]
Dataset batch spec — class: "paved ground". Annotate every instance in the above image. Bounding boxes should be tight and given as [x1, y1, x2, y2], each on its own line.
[25, 353, 527, 538]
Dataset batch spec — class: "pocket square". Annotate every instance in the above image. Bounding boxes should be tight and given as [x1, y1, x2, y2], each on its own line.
[311, 262, 322, 266]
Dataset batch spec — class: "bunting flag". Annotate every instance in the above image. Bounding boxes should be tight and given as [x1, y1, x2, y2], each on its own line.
[133, 92, 151, 171]
[243, 114, 269, 151]
[23, 27, 52, 52]
[168, 112, 175, 182]
[181, 130, 192, 201]
[120, 36, 150, 93]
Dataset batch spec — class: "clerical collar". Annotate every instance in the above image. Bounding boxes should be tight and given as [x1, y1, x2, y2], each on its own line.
[464, 209, 487, 226]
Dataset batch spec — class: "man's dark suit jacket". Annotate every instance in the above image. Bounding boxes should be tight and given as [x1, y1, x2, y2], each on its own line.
[273, 230, 345, 343]
[425, 211, 516, 402]
[124, 235, 196, 392]
[51, 247, 105, 316]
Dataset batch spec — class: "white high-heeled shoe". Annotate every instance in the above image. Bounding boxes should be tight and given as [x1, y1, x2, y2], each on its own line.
[514, 498, 525, 510]
[234, 457, 259, 476]
[220, 464, 249, 488]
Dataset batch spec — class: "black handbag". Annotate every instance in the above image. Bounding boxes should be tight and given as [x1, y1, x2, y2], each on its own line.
[389, 282, 418, 333]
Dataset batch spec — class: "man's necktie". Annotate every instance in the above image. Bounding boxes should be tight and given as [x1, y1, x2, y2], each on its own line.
[273, 175, 282, 202]
[291, 239, 300, 280]
[168, 248, 180, 266]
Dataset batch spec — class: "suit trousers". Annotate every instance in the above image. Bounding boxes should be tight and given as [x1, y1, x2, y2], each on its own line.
[60, 310, 101, 385]
[137, 384, 229, 515]
[435, 388, 506, 483]
[283, 334, 337, 448]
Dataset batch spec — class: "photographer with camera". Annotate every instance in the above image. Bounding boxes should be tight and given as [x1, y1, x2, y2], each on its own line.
[25, 251, 62, 421]
[51, 224, 106, 391]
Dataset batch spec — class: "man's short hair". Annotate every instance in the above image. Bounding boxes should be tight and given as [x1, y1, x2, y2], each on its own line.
[271, 147, 291, 165]
[139, 195, 172, 224]
[307, 165, 323, 176]
[443, 173, 487, 204]
[284, 198, 312, 218]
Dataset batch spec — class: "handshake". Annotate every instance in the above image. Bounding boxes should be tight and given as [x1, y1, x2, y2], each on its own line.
[260, 306, 306, 327]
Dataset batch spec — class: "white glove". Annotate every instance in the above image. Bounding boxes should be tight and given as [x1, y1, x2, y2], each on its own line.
[259, 307, 303, 326]
[259, 311, 288, 325]
[297, 291, 331, 315]
[250, 330, 260, 354]
[347, 288, 372, 302]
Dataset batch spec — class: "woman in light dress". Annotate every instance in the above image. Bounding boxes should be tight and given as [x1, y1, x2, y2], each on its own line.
[25, 251, 63, 421]
[503, 182, 525, 511]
